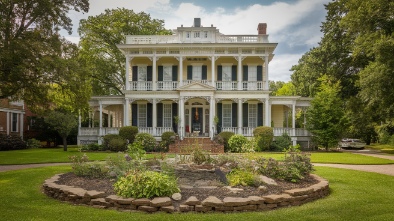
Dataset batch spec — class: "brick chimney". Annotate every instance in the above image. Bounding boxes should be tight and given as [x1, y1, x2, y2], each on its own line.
[257, 23, 267, 35]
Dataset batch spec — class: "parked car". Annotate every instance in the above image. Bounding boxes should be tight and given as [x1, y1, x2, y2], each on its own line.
[339, 138, 366, 149]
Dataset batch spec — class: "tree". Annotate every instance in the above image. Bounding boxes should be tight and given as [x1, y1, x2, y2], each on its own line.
[44, 110, 77, 151]
[276, 82, 297, 96]
[269, 81, 285, 96]
[306, 75, 348, 150]
[78, 8, 171, 95]
[0, 0, 90, 108]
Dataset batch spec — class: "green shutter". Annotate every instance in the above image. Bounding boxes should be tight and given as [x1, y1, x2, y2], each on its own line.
[187, 65, 192, 80]
[243, 65, 248, 81]
[157, 103, 163, 127]
[217, 103, 222, 133]
[243, 103, 248, 127]
[232, 103, 237, 127]
[132, 66, 138, 81]
[158, 66, 163, 81]
[147, 103, 152, 127]
[147, 66, 152, 81]
[202, 65, 207, 80]
[132, 104, 138, 126]
[257, 65, 263, 81]
[217, 65, 222, 81]
[172, 66, 178, 81]
[232, 65, 237, 81]
[258, 103, 263, 126]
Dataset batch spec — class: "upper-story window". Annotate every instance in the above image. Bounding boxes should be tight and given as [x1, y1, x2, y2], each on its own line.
[163, 66, 172, 81]
[204, 31, 208, 38]
[138, 104, 147, 127]
[186, 31, 191, 38]
[138, 66, 147, 81]
[248, 66, 257, 81]
[222, 66, 232, 82]
[222, 103, 232, 128]
[192, 66, 202, 80]
[194, 32, 200, 38]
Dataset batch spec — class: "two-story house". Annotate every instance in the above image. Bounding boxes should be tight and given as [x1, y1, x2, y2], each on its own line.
[78, 18, 311, 147]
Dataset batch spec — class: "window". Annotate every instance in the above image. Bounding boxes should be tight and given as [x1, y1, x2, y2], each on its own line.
[138, 104, 147, 127]
[186, 32, 191, 38]
[204, 31, 208, 38]
[192, 66, 202, 80]
[222, 104, 232, 127]
[248, 66, 257, 81]
[194, 32, 200, 38]
[163, 104, 172, 127]
[248, 104, 257, 128]
[163, 66, 172, 81]
[222, 66, 232, 81]
[11, 113, 18, 132]
[138, 66, 147, 81]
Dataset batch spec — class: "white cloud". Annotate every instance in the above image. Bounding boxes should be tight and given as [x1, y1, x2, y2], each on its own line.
[269, 54, 303, 82]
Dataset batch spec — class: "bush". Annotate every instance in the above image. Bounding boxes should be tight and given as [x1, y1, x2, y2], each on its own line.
[69, 154, 108, 178]
[26, 138, 41, 148]
[127, 142, 146, 160]
[226, 169, 259, 187]
[119, 126, 138, 143]
[271, 133, 292, 151]
[0, 134, 27, 151]
[134, 133, 156, 152]
[253, 126, 274, 151]
[240, 138, 257, 153]
[106, 153, 142, 178]
[228, 134, 248, 153]
[160, 131, 176, 151]
[103, 134, 127, 152]
[113, 170, 180, 198]
[218, 131, 235, 152]
[191, 148, 212, 165]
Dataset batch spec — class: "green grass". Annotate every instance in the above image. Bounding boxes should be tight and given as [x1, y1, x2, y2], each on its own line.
[0, 148, 174, 165]
[1, 166, 394, 220]
[243, 152, 394, 165]
[367, 143, 394, 154]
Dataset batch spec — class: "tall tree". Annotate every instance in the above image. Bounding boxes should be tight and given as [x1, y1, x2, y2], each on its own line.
[269, 81, 285, 96]
[78, 8, 171, 95]
[276, 82, 297, 96]
[306, 75, 348, 150]
[44, 110, 77, 151]
[0, 0, 90, 108]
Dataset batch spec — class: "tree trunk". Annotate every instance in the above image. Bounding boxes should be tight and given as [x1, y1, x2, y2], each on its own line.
[62, 136, 68, 151]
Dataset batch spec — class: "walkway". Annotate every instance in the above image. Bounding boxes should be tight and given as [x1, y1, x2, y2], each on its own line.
[0, 163, 70, 172]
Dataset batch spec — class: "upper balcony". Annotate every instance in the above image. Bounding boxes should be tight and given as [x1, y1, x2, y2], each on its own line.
[125, 34, 269, 45]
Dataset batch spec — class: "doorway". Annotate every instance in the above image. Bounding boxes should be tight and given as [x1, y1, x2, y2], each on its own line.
[191, 107, 203, 135]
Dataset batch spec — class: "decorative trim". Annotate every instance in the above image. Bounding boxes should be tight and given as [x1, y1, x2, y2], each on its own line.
[234, 56, 246, 62]
[183, 96, 211, 102]
[129, 98, 153, 103]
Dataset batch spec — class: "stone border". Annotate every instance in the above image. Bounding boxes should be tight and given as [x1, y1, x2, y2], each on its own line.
[43, 174, 329, 213]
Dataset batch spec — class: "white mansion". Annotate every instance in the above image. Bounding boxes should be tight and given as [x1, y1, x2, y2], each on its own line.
[78, 18, 311, 146]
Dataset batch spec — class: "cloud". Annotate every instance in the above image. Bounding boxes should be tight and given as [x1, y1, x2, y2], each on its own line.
[269, 54, 303, 82]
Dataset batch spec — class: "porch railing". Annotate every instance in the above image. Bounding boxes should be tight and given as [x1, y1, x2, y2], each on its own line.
[242, 127, 255, 136]
[79, 128, 99, 136]
[155, 127, 173, 136]
[157, 81, 178, 90]
[182, 80, 212, 86]
[138, 127, 154, 135]
[216, 81, 237, 90]
[273, 128, 310, 137]
[130, 81, 152, 91]
[221, 127, 238, 134]
[102, 127, 120, 135]
[242, 81, 263, 90]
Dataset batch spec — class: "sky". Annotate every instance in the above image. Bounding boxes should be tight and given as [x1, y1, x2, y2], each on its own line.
[65, 0, 331, 82]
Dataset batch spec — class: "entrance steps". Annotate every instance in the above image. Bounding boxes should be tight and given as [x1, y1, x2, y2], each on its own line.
[168, 137, 224, 154]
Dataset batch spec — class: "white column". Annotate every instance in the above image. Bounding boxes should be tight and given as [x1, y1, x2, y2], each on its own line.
[6, 111, 10, 135]
[238, 99, 242, 135]
[20, 112, 23, 138]
[179, 56, 183, 86]
[211, 56, 215, 87]
[152, 99, 157, 136]
[209, 96, 214, 139]
[124, 99, 130, 126]
[292, 102, 296, 137]
[238, 55, 242, 90]
[264, 55, 269, 90]
[125, 56, 130, 90]
[265, 98, 271, 127]
[152, 55, 157, 91]
[99, 102, 103, 136]
[179, 97, 185, 140]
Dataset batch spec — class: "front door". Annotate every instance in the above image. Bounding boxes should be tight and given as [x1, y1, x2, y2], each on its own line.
[191, 107, 203, 135]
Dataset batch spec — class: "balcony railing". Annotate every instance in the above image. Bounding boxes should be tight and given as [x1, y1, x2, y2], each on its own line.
[242, 81, 263, 90]
[157, 81, 178, 90]
[131, 81, 152, 91]
[182, 80, 212, 86]
[126, 34, 269, 44]
[216, 81, 237, 90]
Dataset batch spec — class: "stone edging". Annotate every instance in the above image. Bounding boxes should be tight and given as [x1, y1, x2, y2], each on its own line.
[43, 174, 329, 213]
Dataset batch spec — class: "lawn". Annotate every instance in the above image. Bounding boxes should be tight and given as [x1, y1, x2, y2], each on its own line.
[367, 143, 394, 154]
[0, 148, 174, 165]
[0, 165, 393, 221]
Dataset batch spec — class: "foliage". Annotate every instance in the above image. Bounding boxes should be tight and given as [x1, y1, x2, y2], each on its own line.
[134, 133, 157, 152]
[0, 0, 90, 110]
[306, 75, 348, 150]
[102, 134, 127, 152]
[118, 126, 138, 144]
[190, 148, 212, 165]
[78, 8, 171, 95]
[226, 169, 258, 187]
[228, 134, 248, 153]
[217, 131, 235, 152]
[253, 126, 274, 151]
[275, 82, 297, 96]
[0, 134, 27, 151]
[127, 142, 146, 161]
[106, 153, 143, 178]
[160, 131, 176, 151]
[26, 138, 41, 149]
[271, 133, 292, 151]
[113, 170, 179, 198]
[69, 154, 108, 178]
[269, 81, 285, 96]
[79, 143, 106, 152]
[44, 110, 78, 151]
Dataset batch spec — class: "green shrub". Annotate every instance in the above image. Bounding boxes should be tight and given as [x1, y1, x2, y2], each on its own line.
[271, 133, 292, 151]
[119, 126, 138, 143]
[114, 170, 180, 198]
[134, 133, 156, 152]
[240, 138, 257, 153]
[191, 148, 212, 165]
[128, 142, 146, 160]
[0, 134, 27, 151]
[103, 134, 127, 152]
[228, 134, 248, 153]
[106, 153, 143, 178]
[226, 169, 259, 187]
[253, 126, 274, 151]
[69, 154, 108, 178]
[218, 131, 235, 152]
[26, 138, 41, 148]
[160, 131, 176, 151]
